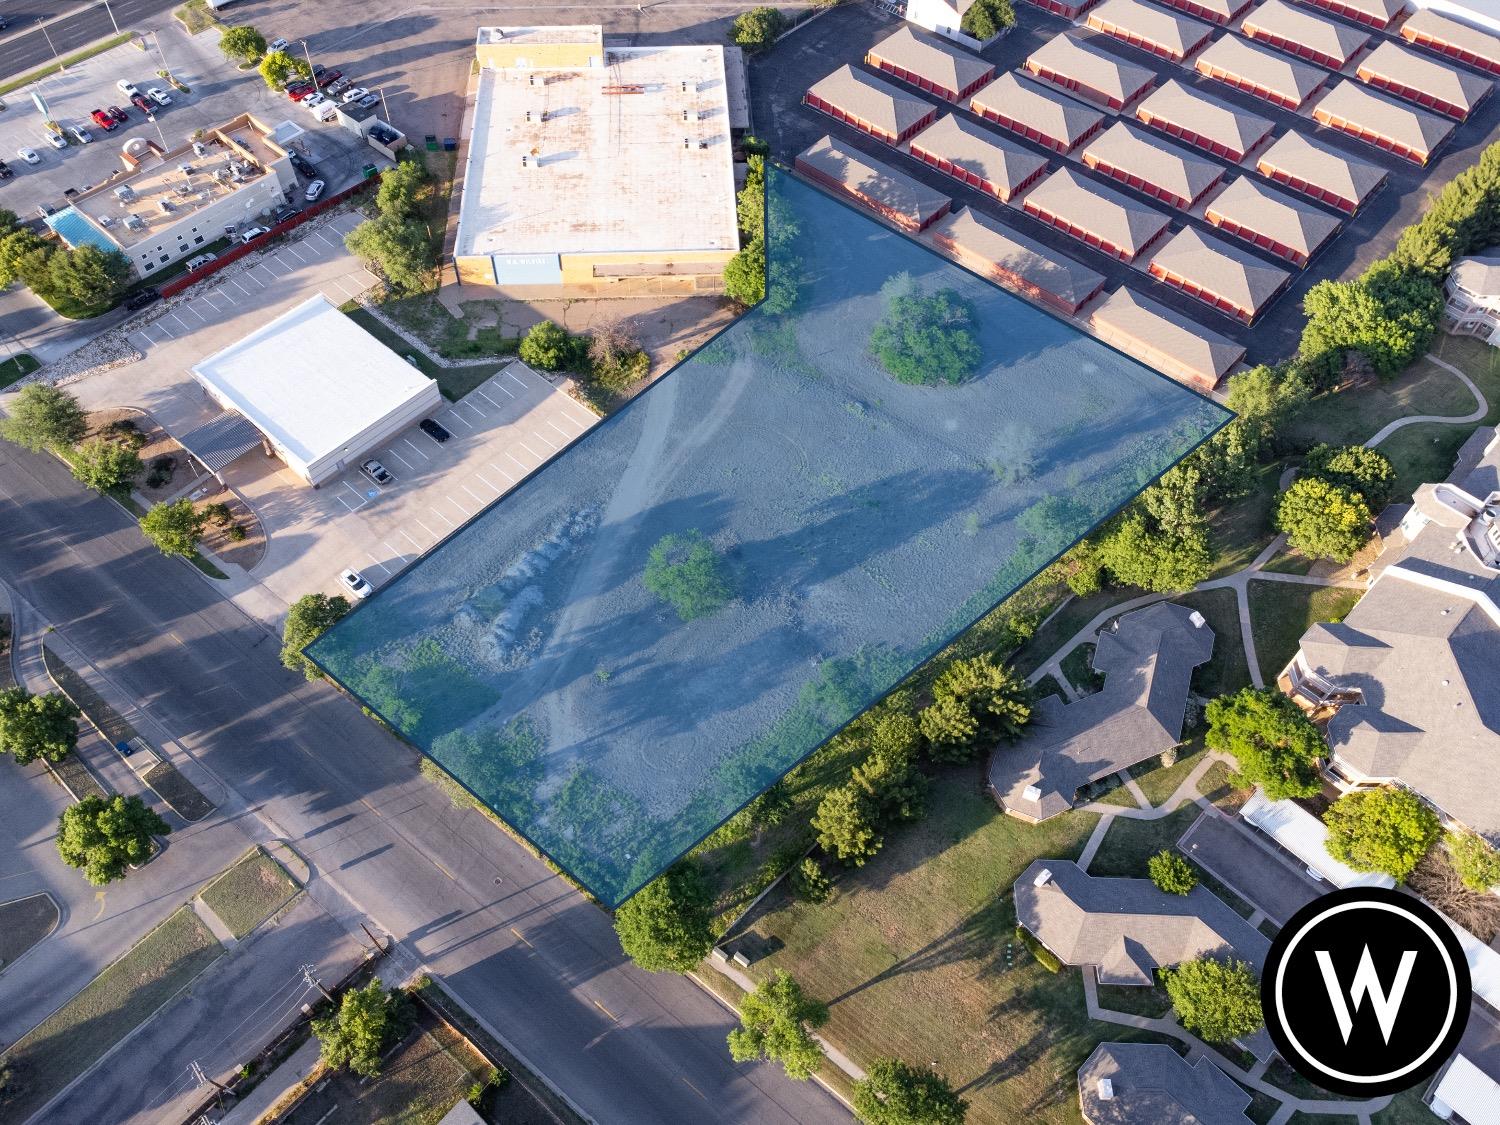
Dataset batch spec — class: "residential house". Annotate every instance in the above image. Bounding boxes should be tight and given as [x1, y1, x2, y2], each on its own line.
[1444, 252, 1500, 342]
[1078, 1042, 1254, 1124]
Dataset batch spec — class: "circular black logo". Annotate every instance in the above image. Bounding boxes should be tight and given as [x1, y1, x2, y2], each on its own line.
[1262, 889, 1470, 1096]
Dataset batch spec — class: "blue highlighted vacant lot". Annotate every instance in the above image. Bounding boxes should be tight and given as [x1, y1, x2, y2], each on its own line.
[310, 169, 1230, 905]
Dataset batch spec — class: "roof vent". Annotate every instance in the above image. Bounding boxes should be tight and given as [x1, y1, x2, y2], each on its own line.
[1097, 1079, 1114, 1101]
[1022, 785, 1042, 803]
[1033, 867, 1052, 887]
[1189, 610, 1206, 628]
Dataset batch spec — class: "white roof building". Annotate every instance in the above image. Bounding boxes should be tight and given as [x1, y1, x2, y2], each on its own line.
[190, 295, 442, 486]
[1431, 1055, 1500, 1122]
[1240, 790, 1397, 890]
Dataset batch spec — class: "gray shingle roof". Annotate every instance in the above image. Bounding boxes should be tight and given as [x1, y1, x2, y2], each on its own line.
[1451, 253, 1500, 300]
[1312, 80, 1457, 160]
[1255, 129, 1387, 207]
[1027, 33, 1158, 105]
[1135, 79, 1275, 159]
[970, 72, 1107, 149]
[1243, 0, 1371, 66]
[1149, 226, 1292, 316]
[925, 206, 1105, 309]
[988, 602, 1214, 820]
[1402, 8, 1500, 69]
[1083, 120, 1225, 205]
[908, 113, 1050, 198]
[1195, 35, 1330, 106]
[1088, 285, 1246, 387]
[867, 25, 996, 96]
[1357, 40, 1493, 116]
[1078, 1043, 1254, 1125]
[1023, 166, 1172, 258]
[806, 65, 935, 139]
[794, 136, 952, 226]
[1205, 176, 1342, 261]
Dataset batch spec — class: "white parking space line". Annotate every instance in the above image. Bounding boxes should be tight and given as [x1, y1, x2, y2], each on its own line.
[339, 481, 368, 510]
[489, 462, 516, 482]
[462, 484, 486, 505]
[475, 471, 501, 492]
[202, 292, 232, 310]
[308, 232, 332, 249]
[516, 439, 545, 461]
[383, 447, 413, 471]
[363, 554, 391, 577]
[488, 380, 515, 399]
[399, 529, 423, 553]
[422, 431, 446, 450]
[168, 313, 191, 332]
[334, 492, 361, 513]
[402, 438, 429, 461]
[529, 431, 559, 452]
[546, 419, 576, 440]
[430, 508, 455, 528]
[411, 517, 439, 539]
[505, 451, 530, 473]
[383, 540, 408, 561]
[473, 388, 503, 410]
[230, 279, 252, 297]
[441, 411, 472, 430]
[285, 245, 309, 263]
[462, 400, 487, 420]
[506, 370, 529, 391]
[447, 496, 471, 519]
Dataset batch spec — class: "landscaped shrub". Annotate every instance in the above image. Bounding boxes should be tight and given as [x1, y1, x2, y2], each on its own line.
[227, 524, 248, 542]
[202, 501, 233, 527]
[1015, 924, 1061, 973]
[791, 856, 831, 903]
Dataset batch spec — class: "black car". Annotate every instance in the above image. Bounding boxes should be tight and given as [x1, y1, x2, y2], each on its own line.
[272, 204, 300, 224]
[289, 152, 316, 178]
[418, 419, 451, 443]
[0, 160, 12, 180]
[125, 287, 161, 311]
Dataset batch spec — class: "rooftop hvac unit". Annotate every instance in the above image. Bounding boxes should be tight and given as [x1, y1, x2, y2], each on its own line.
[125, 214, 146, 230]
[114, 184, 135, 202]
[157, 199, 174, 213]
[1097, 1079, 1114, 1101]
[97, 214, 114, 227]
[698, 140, 708, 149]
[1033, 867, 1052, 887]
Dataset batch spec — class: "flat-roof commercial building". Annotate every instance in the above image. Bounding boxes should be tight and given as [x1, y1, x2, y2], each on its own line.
[1135, 80, 1276, 161]
[1085, 0, 1216, 60]
[1022, 167, 1172, 261]
[1255, 128, 1388, 211]
[1149, 226, 1292, 322]
[1302, 0, 1404, 29]
[1155, 0, 1252, 25]
[805, 65, 940, 145]
[1242, 0, 1371, 69]
[1356, 39, 1494, 119]
[1025, 34, 1159, 110]
[1401, 9, 1500, 76]
[1081, 121, 1225, 209]
[1311, 79, 1457, 163]
[190, 295, 443, 487]
[1089, 285, 1246, 389]
[1205, 176, 1343, 265]
[865, 26, 996, 103]
[794, 136, 952, 231]
[1195, 34, 1331, 108]
[908, 115, 1050, 201]
[970, 72, 1108, 152]
[455, 27, 738, 296]
[926, 206, 1107, 313]
[50, 114, 294, 279]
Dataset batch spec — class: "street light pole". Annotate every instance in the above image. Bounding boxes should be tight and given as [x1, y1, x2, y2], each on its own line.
[300, 40, 318, 90]
[101, 0, 121, 37]
[38, 18, 61, 68]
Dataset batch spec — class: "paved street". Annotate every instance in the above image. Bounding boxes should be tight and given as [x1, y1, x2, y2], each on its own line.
[0, 438, 850, 1125]
[0, 0, 178, 82]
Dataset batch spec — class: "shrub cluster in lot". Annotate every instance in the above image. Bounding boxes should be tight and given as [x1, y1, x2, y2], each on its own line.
[344, 159, 435, 295]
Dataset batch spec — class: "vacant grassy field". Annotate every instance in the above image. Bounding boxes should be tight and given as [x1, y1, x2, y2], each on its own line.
[200, 848, 299, 939]
[0, 906, 222, 1121]
[0, 893, 58, 968]
[1246, 582, 1363, 686]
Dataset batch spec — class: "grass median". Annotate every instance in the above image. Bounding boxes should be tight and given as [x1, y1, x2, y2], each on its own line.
[199, 847, 299, 939]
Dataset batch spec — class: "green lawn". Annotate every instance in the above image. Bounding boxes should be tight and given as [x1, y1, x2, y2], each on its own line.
[1087, 801, 1200, 879]
[1033, 673, 1065, 702]
[1169, 587, 1250, 698]
[0, 893, 58, 968]
[188, 551, 228, 579]
[199, 847, 299, 939]
[1060, 643, 1103, 695]
[1246, 581, 1363, 686]
[173, 0, 220, 33]
[1380, 420, 1489, 501]
[1012, 586, 1143, 677]
[0, 906, 222, 1121]
[1372, 1089, 1442, 1123]
[1094, 981, 1171, 1019]
[344, 306, 496, 401]
[1198, 759, 1252, 815]
[0, 354, 40, 389]
[1206, 461, 1282, 580]
[1130, 746, 1208, 808]
[1283, 354, 1484, 450]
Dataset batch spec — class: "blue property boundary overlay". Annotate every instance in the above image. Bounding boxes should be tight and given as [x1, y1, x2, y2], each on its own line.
[310, 166, 1232, 907]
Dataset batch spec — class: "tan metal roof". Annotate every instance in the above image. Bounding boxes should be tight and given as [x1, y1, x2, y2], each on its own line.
[1243, 0, 1371, 65]
[795, 136, 952, 225]
[926, 206, 1105, 307]
[1307, 0, 1403, 26]
[1024, 166, 1172, 256]
[1205, 176, 1342, 259]
[1082, 120, 1224, 204]
[907, 114, 1049, 195]
[1085, 0, 1216, 57]
[1255, 128, 1387, 204]
[1135, 79, 1275, 156]
[1195, 35, 1329, 104]
[1026, 33, 1158, 104]
[866, 25, 996, 94]
[1401, 8, 1500, 67]
[969, 71, 1107, 147]
[805, 65, 935, 138]
[1089, 285, 1246, 380]
[1357, 39, 1493, 114]
[1313, 79, 1457, 157]
[1150, 226, 1291, 314]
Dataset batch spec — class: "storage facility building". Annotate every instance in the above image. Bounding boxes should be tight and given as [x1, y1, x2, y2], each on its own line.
[1254, 129, 1387, 212]
[1311, 80, 1456, 164]
[908, 115, 1051, 201]
[1021, 0, 1103, 20]
[1084, 0, 1216, 61]
[1134, 79, 1276, 162]
[970, 72, 1108, 152]
[804, 65, 940, 145]
[1154, 0, 1252, 25]
[1088, 286, 1246, 391]
[1194, 35, 1331, 108]
[1021, 167, 1173, 261]
[1356, 39, 1493, 119]
[1241, 0, 1371, 69]
[1148, 226, 1293, 322]
[1081, 121, 1225, 209]
[865, 26, 996, 104]
[925, 207, 1107, 314]
[1301, 0, 1403, 29]
[1024, 34, 1158, 109]
[1204, 176, 1343, 265]
[1400, 9, 1500, 77]
[793, 135, 952, 232]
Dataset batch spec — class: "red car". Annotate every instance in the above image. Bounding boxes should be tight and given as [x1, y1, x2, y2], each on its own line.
[287, 83, 314, 101]
[130, 93, 152, 114]
[107, 105, 129, 123]
[90, 108, 118, 131]
[315, 69, 342, 87]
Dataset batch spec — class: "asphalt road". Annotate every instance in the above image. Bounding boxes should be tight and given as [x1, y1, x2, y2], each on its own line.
[0, 0, 177, 81]
[0, 440, 850, 1125]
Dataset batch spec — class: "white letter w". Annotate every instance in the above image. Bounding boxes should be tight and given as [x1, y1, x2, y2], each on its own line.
[1315, 945, 1418, 1045]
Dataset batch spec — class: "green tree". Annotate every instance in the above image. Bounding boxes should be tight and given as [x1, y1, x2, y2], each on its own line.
[723, 237, 767, 306]
[311, 981, 400, 1078]
[812, 784, 883, 866]
[643, 530, 731, 621]
[869, 285, 981, 386]
[727, 970, 828, 1079]
[613, 862, 715, 972]
[0, 688, 80, 764]
[69, 437, 141, 493]
[281, 593, 351, 680]
[851, 735, 926, 823]
[791, 856, 831, 903]
[47, 246, 129, 310]
[0, 383, 87, 452]
[1447, 830, 1500, 892]
[374, 158, 428, 221]
[1276, 476, 1371, 563]
[1162, 957, 1263, 1042]
[259, 49, 311, 91]
[1205, 687, 1324, 800]
[1303, 444, 1396, 510]
[961, 0, 1016, 38]
[1324, 787, 1441, 882]
[854, 1057, 968, 1125]
[918, 653, 1031, 761]
[344, 216, 433, 294]
[1148, 849, 1197, 895]
[219, 25, 267, 64]
[139, 499, 206, 558]
[518, 320, 574, 371]
[729, 7, 787, 53]
[56, 794, 169, 885]
[1097, 509, 1211, 593]
[1300, 261, 1443, 379]
[0, 227, 49, 289]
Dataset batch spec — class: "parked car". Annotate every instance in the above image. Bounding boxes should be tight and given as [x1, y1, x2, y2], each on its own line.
[36, 203, 54, 218]
[327, 77, 352, 96]
[67, 124, 92, 144]
[130, 93, 153, 114]
[419, 418, 451, 443]
[304, 178, 325, 202]
[311, 63, 327, 79]
[16, 148, 39, 165]
[339, 568, 372, 599]
[146, 87, 172, 106]
[289, 152, 316, 178]
[356, 93, 379, 109]
[107, 105, 129, 123]
[43, 131, 66, 150]
[271, 204, 300, 224]
[268, 36, 289, 52]
[90, 108, 118, 131]
[303, 92, 327, 110]
[238, 225, 270, 244]
[0, 160, 13, 180]
[0, 17, 9, 30]
[125, 287, 160, 311]
[316, 70, 343, 88]
[340, 87, 368, 103]
[359, 459, 393, 486]
[286, 84, 315, 102]
[186, 252, 217, 271]
[116, 79, 139, 97]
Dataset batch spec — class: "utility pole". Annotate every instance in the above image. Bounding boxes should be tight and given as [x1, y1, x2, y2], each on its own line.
[190, 1059, 231, 1101]
[302, 963, 335, 1003]
[360, 921, 387, 954]
[378, 87, 391, 122]
[38, 18, 60, 67]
